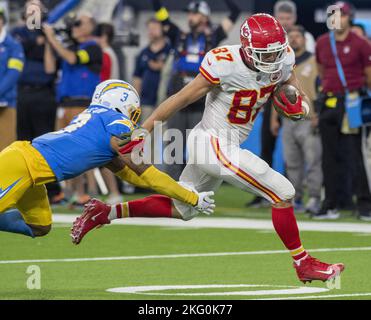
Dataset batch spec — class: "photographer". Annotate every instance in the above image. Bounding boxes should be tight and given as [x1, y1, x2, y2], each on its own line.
[43, 13, 103, 206]
[12, 0, 64, 204]
[12, 0, 57, 144]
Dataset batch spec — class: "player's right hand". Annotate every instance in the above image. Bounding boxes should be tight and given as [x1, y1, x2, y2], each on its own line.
[195, 191, 215, 215]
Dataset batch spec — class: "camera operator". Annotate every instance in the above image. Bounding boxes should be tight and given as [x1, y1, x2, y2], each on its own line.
[12, 0, 57, 145]
[43, 13, 103, 206]
[12, 1, 64, 204]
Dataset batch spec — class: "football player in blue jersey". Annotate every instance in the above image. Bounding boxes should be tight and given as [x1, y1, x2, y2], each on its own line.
[0, 80, 215, 240]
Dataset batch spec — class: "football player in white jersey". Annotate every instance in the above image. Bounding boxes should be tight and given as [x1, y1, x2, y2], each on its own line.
[141, 14, 345, 283]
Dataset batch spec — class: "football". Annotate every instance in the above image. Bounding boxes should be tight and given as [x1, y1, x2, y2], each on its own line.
[272, 84, 301, 118]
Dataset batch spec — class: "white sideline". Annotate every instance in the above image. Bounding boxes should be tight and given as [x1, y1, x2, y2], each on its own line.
[0, 246, 370, 265]
[53, 214, 371, 233]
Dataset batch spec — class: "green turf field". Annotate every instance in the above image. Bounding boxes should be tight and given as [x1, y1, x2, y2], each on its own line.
[0, 185, 370, 300]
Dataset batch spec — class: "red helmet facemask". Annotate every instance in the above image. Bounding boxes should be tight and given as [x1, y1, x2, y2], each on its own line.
[240, 14, 288, 74]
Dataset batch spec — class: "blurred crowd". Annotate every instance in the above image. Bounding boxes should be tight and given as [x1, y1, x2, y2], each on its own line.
[0, 0, 371, 221]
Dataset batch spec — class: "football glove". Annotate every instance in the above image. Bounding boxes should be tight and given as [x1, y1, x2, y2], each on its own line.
[273, 93, 308, 121]
[195, 191, 215, 215]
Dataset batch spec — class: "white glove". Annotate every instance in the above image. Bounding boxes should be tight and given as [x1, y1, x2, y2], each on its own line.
[195, 191, 215, 215]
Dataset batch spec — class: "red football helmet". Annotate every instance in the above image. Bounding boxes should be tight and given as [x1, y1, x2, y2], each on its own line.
[240, 13, 288, 73]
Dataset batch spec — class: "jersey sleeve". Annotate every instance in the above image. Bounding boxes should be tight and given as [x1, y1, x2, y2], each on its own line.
[199, 50, 221, 85]
[281, 46, 296, 82]
[8, 40, 25, 73]
[105, 114, 134, 138]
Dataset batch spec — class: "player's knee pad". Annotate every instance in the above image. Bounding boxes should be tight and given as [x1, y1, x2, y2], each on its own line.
[277, 175, 296, 201]
[245, 153, 270, 177]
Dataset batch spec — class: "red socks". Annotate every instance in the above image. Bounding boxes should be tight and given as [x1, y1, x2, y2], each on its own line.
[109, 195, 173, 220]
[272, 206, 307, 263]
[128, 195, 173, 218]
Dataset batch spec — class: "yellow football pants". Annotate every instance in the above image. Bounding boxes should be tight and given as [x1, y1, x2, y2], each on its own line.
[0, 141, 56, 226]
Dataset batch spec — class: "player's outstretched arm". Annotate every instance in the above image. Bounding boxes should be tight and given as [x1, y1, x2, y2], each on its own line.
[142, 74, 214, 132]
[106, 149, 215, 213]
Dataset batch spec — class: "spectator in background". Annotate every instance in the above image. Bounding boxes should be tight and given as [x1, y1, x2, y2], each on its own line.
[131, 18, 171, 183]
[43, 13, 103, 206]
[315, 1, 371, 221]
[95, 23, 119, 81]
[0, 8, 24, 151]
[12, 0, 64, 205]
[133, 18, 171, 123]
[247, 0, 317, 208]
[152, 0, 240, 180]
[94, 22, 122, 204]
[351, 23, 368, 40]
[271, 26, 322, 215]
[274, 0, 316, 53]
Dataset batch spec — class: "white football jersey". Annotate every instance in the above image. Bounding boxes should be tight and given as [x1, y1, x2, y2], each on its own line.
[199, 45, 295, 144]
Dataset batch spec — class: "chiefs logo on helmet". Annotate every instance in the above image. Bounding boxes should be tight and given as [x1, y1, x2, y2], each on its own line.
[240, 21, 251, 42]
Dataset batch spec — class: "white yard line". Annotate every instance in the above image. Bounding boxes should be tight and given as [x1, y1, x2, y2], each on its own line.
[0, 246, 370, 265]
[53, 214, 371, 233]
[256, 292, 371, 300]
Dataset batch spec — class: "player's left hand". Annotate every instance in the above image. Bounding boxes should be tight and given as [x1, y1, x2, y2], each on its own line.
[195, 191, 215, 215]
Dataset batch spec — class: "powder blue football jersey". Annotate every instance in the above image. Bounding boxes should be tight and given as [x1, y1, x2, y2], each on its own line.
[32, 105, 134, 181]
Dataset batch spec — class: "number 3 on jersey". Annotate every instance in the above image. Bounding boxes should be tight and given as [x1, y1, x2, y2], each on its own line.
[227, 85, 276, 124]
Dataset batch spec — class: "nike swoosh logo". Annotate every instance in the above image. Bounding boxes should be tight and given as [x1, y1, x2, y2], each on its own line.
[0, 178, 22, 200]
[207, 58, 212, 66]
[91, 212, 103, 222]
[316, 269, 335, 275]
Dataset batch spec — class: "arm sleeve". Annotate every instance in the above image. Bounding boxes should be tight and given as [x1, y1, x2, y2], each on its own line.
[115, 166, 150, 189]
[199, 50, 221, 85]
[0, 41, 25, 97]
[116, 165, 198, 206]
[140, 166, 198, 206]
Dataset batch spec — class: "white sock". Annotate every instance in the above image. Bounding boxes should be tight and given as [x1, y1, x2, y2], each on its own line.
[108, 203, 128, 221]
